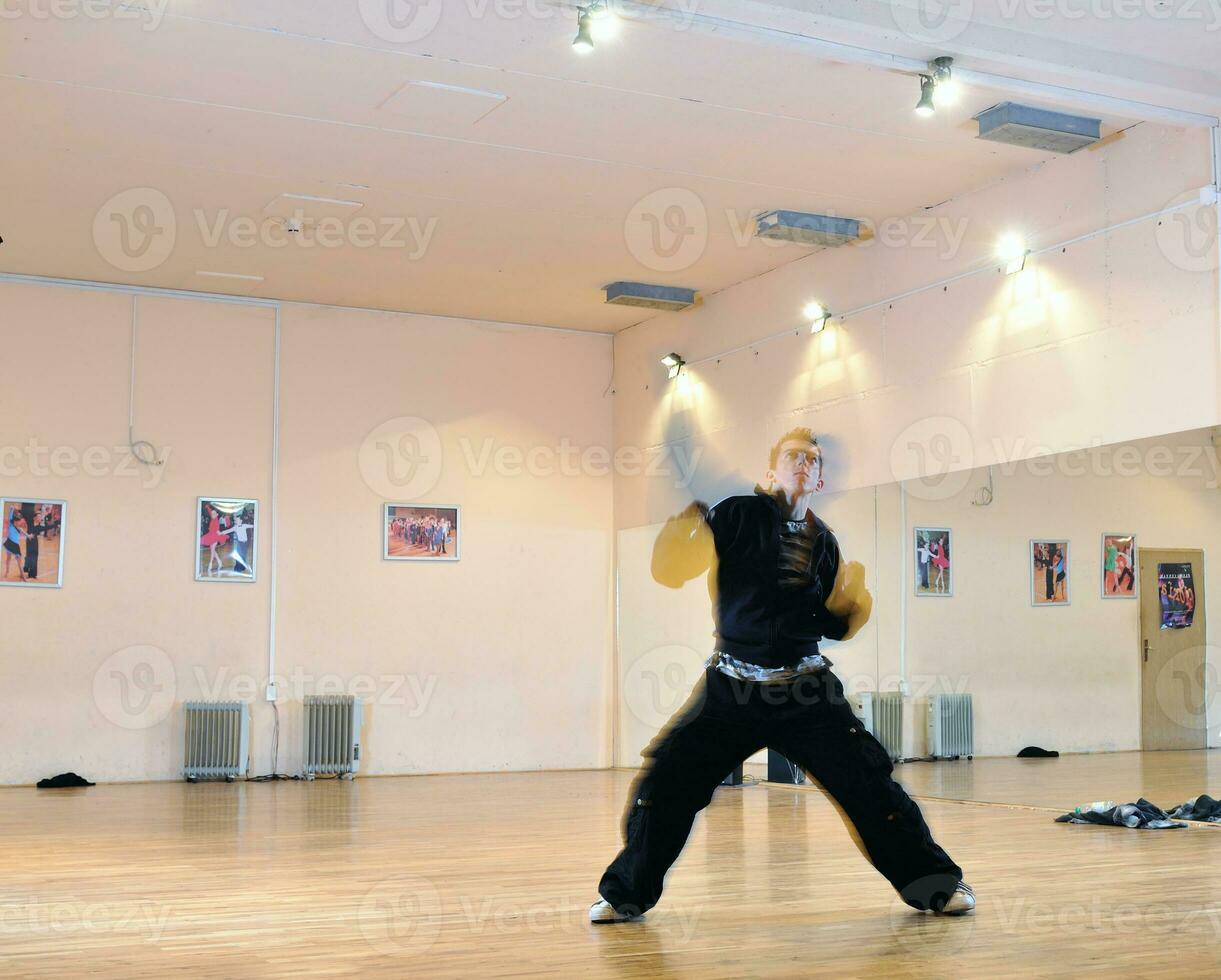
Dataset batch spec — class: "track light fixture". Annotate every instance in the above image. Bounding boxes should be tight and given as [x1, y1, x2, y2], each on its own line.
[929, 56, 959, 106]
[573, 8, 594, 53]
[804, 302, 831, 334]
[914, 76, 936, 117]
[997, 234, 1030, 275]
[915, 57, 957, 115]
[661, 352, 685, 380]
[572, 2, 619, 53]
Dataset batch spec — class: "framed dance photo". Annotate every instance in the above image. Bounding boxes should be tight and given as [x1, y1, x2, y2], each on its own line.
[1030, 539, 1070, 606]
[914, 527, 953, 597]
[383, 503, 460, 562]
[196, 497, 258, 582]
[1, 498, 67, 588]
[1101, 533, 1137, 599]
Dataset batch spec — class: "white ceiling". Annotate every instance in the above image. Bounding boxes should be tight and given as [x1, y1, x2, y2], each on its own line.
[744, 0, 1221, 118]
[0, 0, 1191, 332]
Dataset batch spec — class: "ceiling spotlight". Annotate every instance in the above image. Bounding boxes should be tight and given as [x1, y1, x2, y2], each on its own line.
[588, 0, 621, 40]
[661, 352, 685, 380]
[575, 1, 620, 44]
[928, 56, 960, 106]
[804, 301, 831, 333]
[573, 8, 594, 53]
[997, 234, 1030, 274]
[934, 79, 961, 107]
[915, 76, 936, 117]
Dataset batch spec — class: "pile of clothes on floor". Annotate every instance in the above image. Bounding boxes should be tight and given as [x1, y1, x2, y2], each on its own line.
[1056, 794, 1221, 829]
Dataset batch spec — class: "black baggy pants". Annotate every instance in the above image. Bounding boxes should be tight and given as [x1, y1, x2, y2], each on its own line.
[598, 667, 962, 915]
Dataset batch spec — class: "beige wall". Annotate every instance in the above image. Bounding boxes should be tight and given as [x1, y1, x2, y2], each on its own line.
[901, 432, 1221, 756]
[612, 121, 1221, 762]
[610, 123, 1219, 529]
[0, 281, 614, 784]
[2, 119, 1217, 782]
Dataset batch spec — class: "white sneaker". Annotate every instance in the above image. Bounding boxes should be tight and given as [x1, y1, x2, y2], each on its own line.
[589, 899, 643, 924]
[935, 881, 976, 916]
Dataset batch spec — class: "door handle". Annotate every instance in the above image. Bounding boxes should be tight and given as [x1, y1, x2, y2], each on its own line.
[1143, 639, 1149, 663]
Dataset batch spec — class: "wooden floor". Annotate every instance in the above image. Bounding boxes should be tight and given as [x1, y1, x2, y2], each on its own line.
[2, 753, 1220, 978]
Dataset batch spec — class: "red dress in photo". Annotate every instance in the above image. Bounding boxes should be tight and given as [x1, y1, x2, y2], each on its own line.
[932, 543, 950, 569]
[200, 514, 224, 547]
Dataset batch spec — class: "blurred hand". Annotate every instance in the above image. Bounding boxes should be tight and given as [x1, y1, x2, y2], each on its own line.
[826, 559, 873, 639]
[651, 501, 713, 587]
[680, 501, 708, 531]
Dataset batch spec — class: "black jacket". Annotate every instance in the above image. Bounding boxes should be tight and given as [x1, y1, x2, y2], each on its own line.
[652, 487, 848, 669]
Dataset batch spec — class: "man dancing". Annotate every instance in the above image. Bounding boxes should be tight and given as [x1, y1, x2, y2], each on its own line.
[591, 427, 973, 923]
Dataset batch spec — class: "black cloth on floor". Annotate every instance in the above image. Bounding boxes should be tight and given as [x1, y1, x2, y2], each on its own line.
[1017, 746, 1059, 758]
[1167, 794, 1221, 823]
[36, 772, 95, 788]
[1055, 798, 1185, 829]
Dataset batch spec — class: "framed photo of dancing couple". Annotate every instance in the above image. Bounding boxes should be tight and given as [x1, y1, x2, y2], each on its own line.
[1, 498, 66, 588]
[196, 497, 258, 582]
[914, 527, 953, 597]
[1030, 539, 1070, 606]
[1101, 533, 1137, 599]
[383, 503, 460, 562]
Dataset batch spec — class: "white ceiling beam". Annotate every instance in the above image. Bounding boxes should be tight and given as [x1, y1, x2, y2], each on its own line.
[550, 0, 1219, 127]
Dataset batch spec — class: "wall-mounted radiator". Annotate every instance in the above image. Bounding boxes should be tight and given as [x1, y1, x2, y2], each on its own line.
[303, 695, 363, 778]
[184, 701, 249, 781]
[852, 692, 904, 761]
[928, 694, 974, 759]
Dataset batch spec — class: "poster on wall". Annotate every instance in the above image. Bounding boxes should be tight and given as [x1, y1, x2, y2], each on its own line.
[384, 503, 460, 562]
[1101, 533, 1136, 599]
[1, 498, 66, 588]
[196, 497, 258, 582]
[914, 527, 953, 597]
[1030, 539, 1070, 606]
[1157, 562, 1196, 630]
